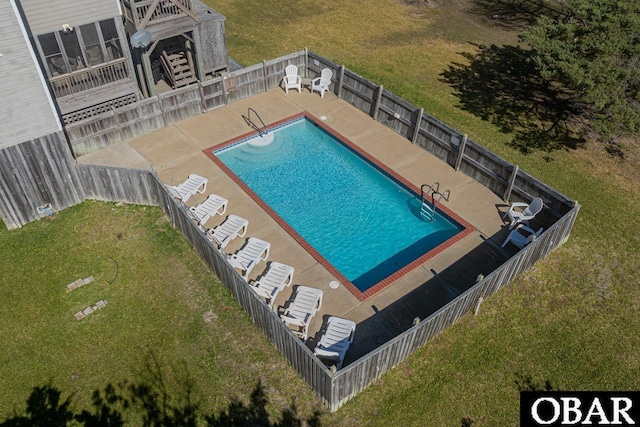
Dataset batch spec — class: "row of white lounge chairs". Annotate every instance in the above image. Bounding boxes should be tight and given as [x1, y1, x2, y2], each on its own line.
[165, 174, 356, 369]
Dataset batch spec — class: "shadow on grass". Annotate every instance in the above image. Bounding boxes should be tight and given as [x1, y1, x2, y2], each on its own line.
[1, 357, 321, 427]
[440, 43, 586, 155]
[515, 372, 556, 392]
[469, 0, 568, 30]
[1, 381, 321, 427]
[456, 373, 556, 426]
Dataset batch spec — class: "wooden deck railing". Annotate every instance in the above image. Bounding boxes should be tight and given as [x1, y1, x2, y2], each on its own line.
[50, 59, 130, 99]
[127, 0, 195, 29]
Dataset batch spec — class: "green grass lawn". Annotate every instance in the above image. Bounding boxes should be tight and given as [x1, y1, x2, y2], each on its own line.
[2, 0, 640, 425]
[0, 202, 322, 422]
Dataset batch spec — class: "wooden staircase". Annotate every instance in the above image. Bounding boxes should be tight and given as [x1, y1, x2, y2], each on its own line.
[159, 40, 196, 89]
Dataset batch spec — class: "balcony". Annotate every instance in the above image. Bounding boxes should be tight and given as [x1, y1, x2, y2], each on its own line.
[123, 0, 196, 30]
[49, 59, 131, 99]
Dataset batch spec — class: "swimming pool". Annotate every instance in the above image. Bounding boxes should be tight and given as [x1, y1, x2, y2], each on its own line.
[209, 114, 470, 298]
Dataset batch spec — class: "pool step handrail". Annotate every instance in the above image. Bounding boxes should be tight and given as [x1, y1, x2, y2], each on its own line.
[420, 182, 450, 222]
[242, 108, 269, 137]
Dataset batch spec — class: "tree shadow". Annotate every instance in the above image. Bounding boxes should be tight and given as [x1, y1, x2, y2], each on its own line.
[440, 43, 586, 154]
[515, 372, 555, 392]
[0, 383, 74, 427]
[1, 381, 320, 427]
[2, 376, 321, 427]
[468, 0, 568, 30]
[206, 380, 321, 427]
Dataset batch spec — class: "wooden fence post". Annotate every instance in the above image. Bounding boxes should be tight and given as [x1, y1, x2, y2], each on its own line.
[372, 85, 383, 120]
[337, 65, 345, 98]
[221, 76, 229, 106]
[411, 108, 424, 144]
[503, 164, 519, 202]
[112, 107, 125, 143]
[198, 82, 207, 113]
[454, 134, 468, 171]
[157, 94, 167, 128]
[262, 60, 268, 93]
[304, 47, 309, 78]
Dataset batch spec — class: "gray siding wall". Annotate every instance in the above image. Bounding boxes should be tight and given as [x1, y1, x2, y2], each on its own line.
[0, 0, 61, 149]
[20, 0, 120, 35]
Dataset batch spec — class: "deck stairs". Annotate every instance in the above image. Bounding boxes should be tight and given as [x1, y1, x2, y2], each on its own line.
[420, 182, 450, 221]
[160, 40, 196, 89]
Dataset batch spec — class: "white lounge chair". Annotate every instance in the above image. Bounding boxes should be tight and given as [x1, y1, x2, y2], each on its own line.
[502, 224, 544, 249]
[250, 262, 294, 309]
[280, 285, 323, 340]
[314, 316, 356, 370]
[206, 214, 248, 249]
[282, 64, 301, 94]
[165, 174, 208, 203]
[310, 68, 332, 98]
[505, 197, 543, 229]
[228, 237, 270, 280]
[188, 193, 228, 228]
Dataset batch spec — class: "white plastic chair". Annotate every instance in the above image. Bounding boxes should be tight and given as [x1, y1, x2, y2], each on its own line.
[502, 224, 544, 249]
[282, 64, 301, 94]
[281, 285, 323, 340]
[165, 174, 208, 203]
[310, 68, 332, 98]
[228, 237, 270, 280]
[250, 262, 294, 309]
[206, 214, 248, 249]
[314, 316, 356, 369]
[505, 197, 543, 229]
[188, 193, 228, 228]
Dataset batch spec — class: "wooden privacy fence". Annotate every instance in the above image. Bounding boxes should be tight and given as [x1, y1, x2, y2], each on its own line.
[71, 163, 579, 411]
[0, 132, 84, 229]
[329, 203, 579, 409]
[305, 50, 576, 220]
[0, 49, 581, 411]
[74, 164, 336, 407]
[66, 49, 575, 220]
[65, 52, 307, 156]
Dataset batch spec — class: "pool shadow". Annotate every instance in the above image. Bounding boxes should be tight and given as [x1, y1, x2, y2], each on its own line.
[351, 229, 460, 291]
[343, 232, 510, 365]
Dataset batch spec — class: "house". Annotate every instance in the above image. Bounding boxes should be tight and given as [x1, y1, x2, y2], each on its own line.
[18, 0, 139, 124]
[0, 0, 62, 149]
[0, 0, 229, 228]
[121, 0, 228, 97]
[14, 0, 227, 126]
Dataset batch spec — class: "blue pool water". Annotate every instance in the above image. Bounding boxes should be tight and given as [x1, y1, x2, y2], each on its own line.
[215, 117, 462, 292]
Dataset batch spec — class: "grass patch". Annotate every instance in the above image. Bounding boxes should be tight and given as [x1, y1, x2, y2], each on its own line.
[0, 201, 322, 422]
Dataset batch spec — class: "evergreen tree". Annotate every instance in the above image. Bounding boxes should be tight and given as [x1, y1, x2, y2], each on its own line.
[521, 0, 640, 146]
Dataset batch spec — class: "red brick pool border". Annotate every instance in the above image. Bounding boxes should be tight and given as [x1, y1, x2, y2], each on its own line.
[204, 112, 476, 301]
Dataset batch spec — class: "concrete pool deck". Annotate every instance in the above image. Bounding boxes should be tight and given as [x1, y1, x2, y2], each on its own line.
[79, 88, 514, 362]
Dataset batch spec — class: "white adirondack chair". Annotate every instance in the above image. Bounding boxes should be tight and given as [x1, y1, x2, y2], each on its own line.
[282, 64, 301, 94]
[502, 224, 544, 249]
[310, 68, 332, 98]
[505, 197, 543, 229]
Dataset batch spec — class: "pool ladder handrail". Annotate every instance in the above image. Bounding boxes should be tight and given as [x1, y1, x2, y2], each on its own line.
[420, 182, 450, 222]
[242, 108, 269, 137]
